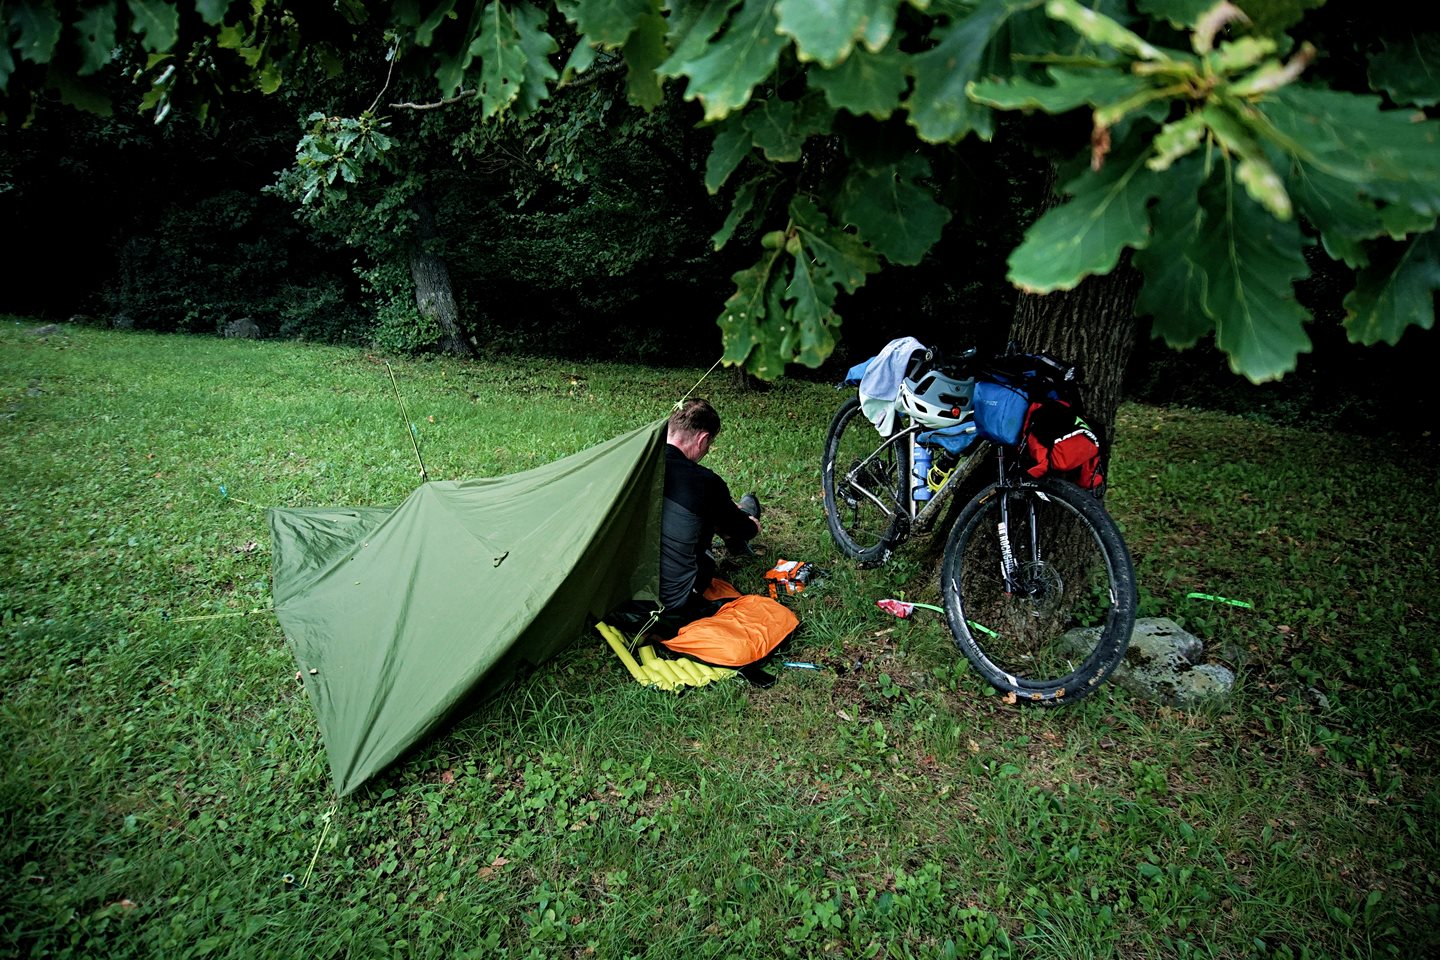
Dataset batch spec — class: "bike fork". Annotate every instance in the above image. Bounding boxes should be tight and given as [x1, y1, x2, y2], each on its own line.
[997, 493, 1018, 592]
[994, 450, 1038, 595]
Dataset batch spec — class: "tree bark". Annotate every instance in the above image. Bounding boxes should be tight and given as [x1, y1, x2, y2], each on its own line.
[1009, 255, 1141, 442]
[409, 196, 475, 358]
[1007, 159, 1141, 446]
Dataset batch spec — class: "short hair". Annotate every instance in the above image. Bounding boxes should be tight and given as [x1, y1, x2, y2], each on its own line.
[668, 397, 721, 439]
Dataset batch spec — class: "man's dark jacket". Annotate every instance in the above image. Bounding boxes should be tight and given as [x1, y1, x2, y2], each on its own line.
[659, 443, 756, 610]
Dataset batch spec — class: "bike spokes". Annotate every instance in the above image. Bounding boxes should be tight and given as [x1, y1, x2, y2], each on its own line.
[941, 479, 1135, 704]
[822, 398, 909, 564]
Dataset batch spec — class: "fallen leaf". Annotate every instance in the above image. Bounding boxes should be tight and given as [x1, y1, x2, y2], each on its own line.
[439, 769, 455, 784]
[1002, 690, 1018, 705]
[477, 855, 509, 880]
[837, 710, 854, 722]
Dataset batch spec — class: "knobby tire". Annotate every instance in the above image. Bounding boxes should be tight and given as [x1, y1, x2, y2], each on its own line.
[940, 477, 1136, 705]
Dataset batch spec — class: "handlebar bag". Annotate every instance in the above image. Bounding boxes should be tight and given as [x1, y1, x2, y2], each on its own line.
[973, 380, 1029, 445]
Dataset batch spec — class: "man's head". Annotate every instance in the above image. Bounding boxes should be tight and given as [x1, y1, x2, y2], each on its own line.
[668, 398, 721, 463]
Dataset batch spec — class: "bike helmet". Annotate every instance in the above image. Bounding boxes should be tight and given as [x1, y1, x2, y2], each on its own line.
[897, 370, 976, 428]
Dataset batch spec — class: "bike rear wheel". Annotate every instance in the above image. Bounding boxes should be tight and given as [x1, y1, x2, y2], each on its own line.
[940, 477, 1136, 705]
[822, 397, 908, 565]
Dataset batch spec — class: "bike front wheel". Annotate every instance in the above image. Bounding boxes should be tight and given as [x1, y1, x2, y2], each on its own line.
[822, 397, 908, 565]
[940, 477, 1136, 705]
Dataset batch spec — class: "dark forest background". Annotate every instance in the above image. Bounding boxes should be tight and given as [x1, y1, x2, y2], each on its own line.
[2, 32, 1433, 436]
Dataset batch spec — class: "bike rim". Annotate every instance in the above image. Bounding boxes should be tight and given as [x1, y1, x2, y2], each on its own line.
[947, 485, 1126, 693]
[827, 405, 903, 554]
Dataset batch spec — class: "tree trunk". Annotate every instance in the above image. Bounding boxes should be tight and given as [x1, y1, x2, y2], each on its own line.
[729, 365, 769, 392]
[1007, 159, 1140, 446]
[1010, 254, 1141, 442]
[409, 196, 475, 358]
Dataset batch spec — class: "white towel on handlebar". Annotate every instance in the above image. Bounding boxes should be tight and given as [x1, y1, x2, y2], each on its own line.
[858, 336, 925, 434]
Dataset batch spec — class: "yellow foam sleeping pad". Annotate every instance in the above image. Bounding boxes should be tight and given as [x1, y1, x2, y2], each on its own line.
[595, 622, 737, 691]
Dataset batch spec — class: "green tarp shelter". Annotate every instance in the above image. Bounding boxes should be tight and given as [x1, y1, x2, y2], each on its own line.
[268, 419, 667, 796]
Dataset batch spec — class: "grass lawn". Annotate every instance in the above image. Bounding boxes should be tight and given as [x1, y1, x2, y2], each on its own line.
[2, 320, 1436, 959]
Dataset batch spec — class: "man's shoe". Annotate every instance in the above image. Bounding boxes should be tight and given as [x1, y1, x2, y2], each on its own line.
[723, 537, 757, 558]
[738, 492, 762, 519]
[738, 663, 777, 688]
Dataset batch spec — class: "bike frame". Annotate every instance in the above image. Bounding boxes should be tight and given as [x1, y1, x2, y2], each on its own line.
[827, 346, 1136, 706]
[838, 421, 990, 532]
[839, 423, 1037, 594]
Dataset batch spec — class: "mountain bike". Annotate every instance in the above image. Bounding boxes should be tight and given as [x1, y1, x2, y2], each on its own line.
[821, 346, 1137, 705]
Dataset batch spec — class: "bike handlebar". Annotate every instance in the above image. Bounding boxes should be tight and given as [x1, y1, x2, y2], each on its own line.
[914, 343, 1083, 388]
[908, 345, 979, 381]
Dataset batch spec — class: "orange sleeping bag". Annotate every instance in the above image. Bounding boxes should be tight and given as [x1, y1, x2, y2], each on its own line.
[657, 579, 798, 668]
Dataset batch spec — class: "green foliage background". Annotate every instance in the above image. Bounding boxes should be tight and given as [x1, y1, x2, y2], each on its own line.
[4, 1, 1437, 385]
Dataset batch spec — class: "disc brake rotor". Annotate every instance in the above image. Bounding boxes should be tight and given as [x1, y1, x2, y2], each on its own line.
[1015, 561, 1064, 616]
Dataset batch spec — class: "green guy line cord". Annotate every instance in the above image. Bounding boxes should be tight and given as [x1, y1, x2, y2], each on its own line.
[386, 361, 430, 483]
[171, 606, 272, 623]
[302, 802, 338, 887]
[673, 356, 725, 412]
[631, 604, 664, 651]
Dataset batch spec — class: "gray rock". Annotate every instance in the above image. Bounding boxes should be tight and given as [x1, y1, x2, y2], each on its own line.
[1063, 617, 1234, 709]
[1176, 663, 1237, 704]
[32, 324, 61, 337]
[111, 314, 135, 330]
[223, 316, 262, 339]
